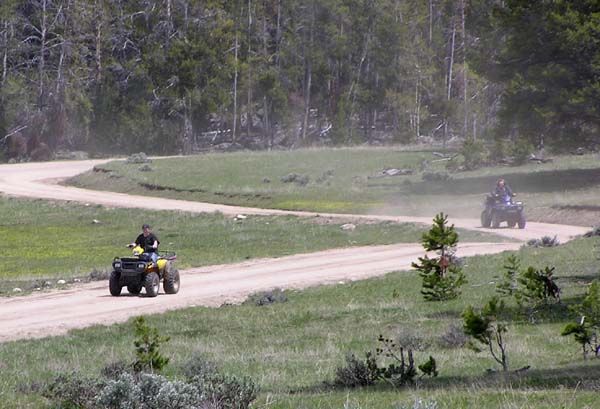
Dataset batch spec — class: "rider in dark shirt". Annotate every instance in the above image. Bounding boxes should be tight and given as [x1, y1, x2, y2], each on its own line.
[492, 178, 514, 198]
[131, 223, 160, 263]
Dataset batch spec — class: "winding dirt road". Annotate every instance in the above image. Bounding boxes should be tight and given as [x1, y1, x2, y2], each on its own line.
[0, 160, 589, 342]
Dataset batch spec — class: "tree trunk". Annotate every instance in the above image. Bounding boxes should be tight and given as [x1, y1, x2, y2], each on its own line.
[461, 0, 468, 138]
[2, 21, 7, 86]
[233, 31, 239, 143]
[38, 0, 48, 108]
[444, 18, 456, 147]
[94, 6, 103, 84]
[300, 3, 315, 143]
[246, 0, 253, 139]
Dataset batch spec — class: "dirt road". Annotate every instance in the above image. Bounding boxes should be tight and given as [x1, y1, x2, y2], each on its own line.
[0, 160, 589, 342]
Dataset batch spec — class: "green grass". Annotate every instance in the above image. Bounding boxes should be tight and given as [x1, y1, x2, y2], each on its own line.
[1, 236, 600, 408]
[0, 196, 505, 290]
[68, 148, 600, 225]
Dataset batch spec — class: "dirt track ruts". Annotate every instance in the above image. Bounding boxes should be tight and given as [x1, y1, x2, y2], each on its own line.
[0, 160, 589, 342]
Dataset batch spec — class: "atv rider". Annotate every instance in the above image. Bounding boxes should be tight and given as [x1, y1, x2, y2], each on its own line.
[492, 178, 514, 200]
[130, 223, 160, 263]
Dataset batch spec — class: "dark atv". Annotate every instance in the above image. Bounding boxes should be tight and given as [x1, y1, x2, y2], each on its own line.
[109, 246, 180, 297]
[481, 193, 526, 229]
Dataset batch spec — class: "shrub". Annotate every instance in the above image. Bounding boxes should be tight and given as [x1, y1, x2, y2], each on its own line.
[463, 297, 510, 371]
[139, 373, 202, 409]
[244, 288, 288, 306]
[192, 373, 258, 409]
[510, 139, 534, 165]
[280, 173, 309, 186]
[126, 152, 151, 164]
[101, 361, 132, 380]
[527, 235, 560, 248]
[515, 265, 561, 307]
[181, 354, 219, 381]
[95, 372, 141, 408]
[562, 280, 600, 360]
[412, 213, 466, 301]
[133, 316, 170, 373]
[422, 171, 451, 182]
[333, 352, 379, 387]
[334, 334, 438, 388]
[43, 372, 103, 408]
[496, 256, 561, 316]
[438, 323, 469, 349]
[496, 255, 520, 297]
[584, 226, 600, 237]
[460, 138, 488, 170]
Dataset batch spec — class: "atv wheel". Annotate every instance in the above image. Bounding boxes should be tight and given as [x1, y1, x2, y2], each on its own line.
[127, 284, 142, 295]
[144, 272, 160, 297]
[491, 213, 501, 229]
[518, 213, 526, 229]
[109, 271, 122, 296]
[481, 210, 492, 228]
[163, 269, 180, 294]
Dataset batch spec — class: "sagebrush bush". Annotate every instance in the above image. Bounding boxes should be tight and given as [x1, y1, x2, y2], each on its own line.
[333, 352, 379, 387]
[43, 372, 103, 408]
[438, 323, 469, 349]
[101, 361, 132, 380]
[181, 354, 219, 381]
[244, 288, 288, 306]
[333, 352, 379, 388]
[527, 235, 560, 248]
[584, 226, 600, 237]
[45, 370, 258, 409]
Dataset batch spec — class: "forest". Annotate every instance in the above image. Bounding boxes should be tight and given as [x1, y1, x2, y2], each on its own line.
[0, 0, 598, 158]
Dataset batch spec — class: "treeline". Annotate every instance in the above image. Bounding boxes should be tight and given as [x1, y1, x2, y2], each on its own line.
[0, 0, 598, 159]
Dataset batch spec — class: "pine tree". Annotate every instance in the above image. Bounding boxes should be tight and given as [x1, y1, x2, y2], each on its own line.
[412, 213, 466, 301]
[463, 297, 509, 371]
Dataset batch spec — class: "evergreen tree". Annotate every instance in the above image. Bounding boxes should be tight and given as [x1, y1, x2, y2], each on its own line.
[463, 297, 509, 371]
[412, 213, 466, 301]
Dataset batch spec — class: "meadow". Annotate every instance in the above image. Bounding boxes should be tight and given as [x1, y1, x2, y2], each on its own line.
[0, 195, 506, 294]
[68, 149, 600, 226]
[1, 235, 599, 408]
[3, 148, 600, 408]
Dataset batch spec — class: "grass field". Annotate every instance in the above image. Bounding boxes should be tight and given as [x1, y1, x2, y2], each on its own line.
[0, 195, 505, 293]
[1, 235, 600, 408]
[67, 148, 600, 226]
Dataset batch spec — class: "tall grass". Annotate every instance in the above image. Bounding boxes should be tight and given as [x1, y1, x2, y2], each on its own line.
[1, 236, 599, 408]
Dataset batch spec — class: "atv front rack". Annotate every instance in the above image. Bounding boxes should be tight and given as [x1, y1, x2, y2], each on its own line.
[158, 250, 177, 261]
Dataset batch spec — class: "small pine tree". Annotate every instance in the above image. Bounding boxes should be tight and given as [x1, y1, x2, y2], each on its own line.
[496, 255, 520, 297]
[412, 213, 466, 301]
[562, 280, 600, 359]
[133, 316, 170, 373]
[515, 266, 560, 307]
[462, 297, 509, 371]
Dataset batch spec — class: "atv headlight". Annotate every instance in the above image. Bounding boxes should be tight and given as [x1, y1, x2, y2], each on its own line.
[137, 263, 146, 269]
[113, 262, 121, 269]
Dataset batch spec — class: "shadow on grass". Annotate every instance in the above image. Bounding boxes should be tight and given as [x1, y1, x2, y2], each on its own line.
[403, 168, 600, 196]
[427, 297, 585, 326]
[295, 362, 600, 395]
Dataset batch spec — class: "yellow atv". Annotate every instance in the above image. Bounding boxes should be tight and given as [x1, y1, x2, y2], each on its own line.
[109, 246, 180, 297]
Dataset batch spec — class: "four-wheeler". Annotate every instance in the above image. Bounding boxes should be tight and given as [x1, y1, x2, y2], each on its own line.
[109, 246, 180, 297]
[481, 193, 526, 229]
